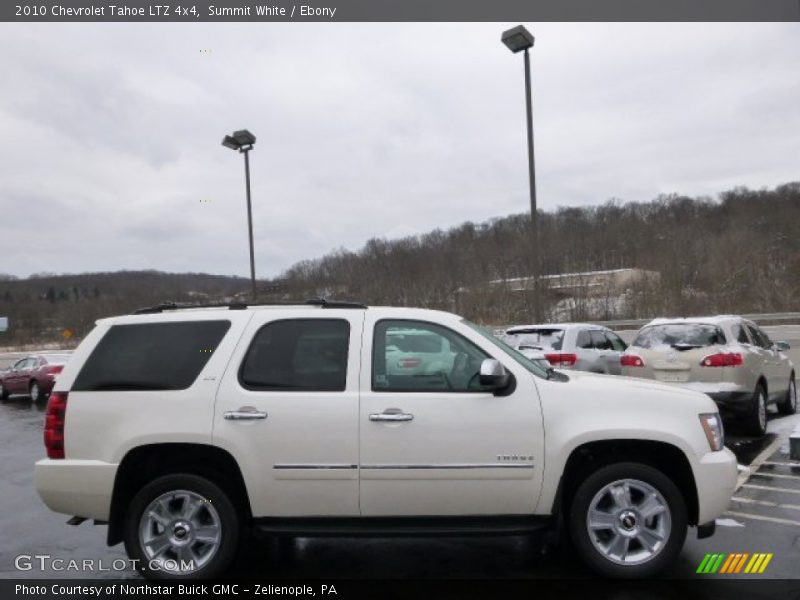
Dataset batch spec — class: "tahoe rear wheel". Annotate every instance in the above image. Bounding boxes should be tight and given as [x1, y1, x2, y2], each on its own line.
[777, 376, 797, 416]
[568, 462, 687, 578]
[123, 474, 240, 580]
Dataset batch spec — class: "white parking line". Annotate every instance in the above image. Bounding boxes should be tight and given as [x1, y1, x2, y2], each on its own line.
[762, 461, 800, 468]
[752, 471, 800, 480]
[735, 435, 786, 491]
[725, 510, 800, 527]
[741, 483, 800, 495]
[731, 496, 800, 510]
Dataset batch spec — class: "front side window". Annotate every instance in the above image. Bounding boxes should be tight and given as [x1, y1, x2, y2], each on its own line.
[605, 332, 628, 352]
[733, 324, 751, 345]
[240, 319, 350, 392]
[73, 320, 231, 391]
[745, 324, 769, 349]
[373, 320, 490, 392]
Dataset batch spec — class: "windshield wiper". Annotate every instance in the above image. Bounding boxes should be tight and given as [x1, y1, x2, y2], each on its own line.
[670, 343, 703, 351]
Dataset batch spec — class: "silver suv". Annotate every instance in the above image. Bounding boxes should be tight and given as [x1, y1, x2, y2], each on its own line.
[621, 316, 796, 435]
[503, 323, 628, 374]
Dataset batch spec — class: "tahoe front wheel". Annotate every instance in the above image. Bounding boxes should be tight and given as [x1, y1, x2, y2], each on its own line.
[123, 474, 240, 580]
[568, 462, 687, 578]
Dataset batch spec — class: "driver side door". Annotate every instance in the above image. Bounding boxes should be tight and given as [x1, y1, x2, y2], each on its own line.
[359, 317, 545, 516]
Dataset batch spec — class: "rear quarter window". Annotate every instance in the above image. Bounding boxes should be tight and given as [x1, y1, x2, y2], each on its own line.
[72, 320, 231, 391]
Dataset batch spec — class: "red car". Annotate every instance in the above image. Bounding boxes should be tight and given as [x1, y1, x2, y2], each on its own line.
[0, 354, 70, 402]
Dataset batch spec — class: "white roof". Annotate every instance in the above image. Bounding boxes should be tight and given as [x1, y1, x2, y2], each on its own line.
[644, 315, 742, 328]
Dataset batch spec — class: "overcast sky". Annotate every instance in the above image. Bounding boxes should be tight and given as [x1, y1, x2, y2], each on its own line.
[1, 23, 798, 279]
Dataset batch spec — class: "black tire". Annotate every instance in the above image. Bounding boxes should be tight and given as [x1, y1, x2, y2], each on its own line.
[568, 462, 687, 578]
[29, 381, 41, 402]
[744, 383, 768, 436]
[123, 473, 240, 580]
[0, 382, 7, 401]
[777, 375, 797, 416]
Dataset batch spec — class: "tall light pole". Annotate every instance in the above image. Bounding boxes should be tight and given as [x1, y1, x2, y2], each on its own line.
[222, 129, 257, 300]
[502, 25, 541, 322]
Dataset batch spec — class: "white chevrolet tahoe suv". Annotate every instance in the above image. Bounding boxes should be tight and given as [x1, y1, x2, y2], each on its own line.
[35, 300, 737, 580]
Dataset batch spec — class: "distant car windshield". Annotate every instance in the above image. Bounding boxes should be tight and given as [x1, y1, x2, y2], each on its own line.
[633, 324, 726, 350]
[504, 328, 564, 351]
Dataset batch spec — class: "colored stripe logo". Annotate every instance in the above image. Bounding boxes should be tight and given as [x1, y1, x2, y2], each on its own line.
[696, 553, 773, 574]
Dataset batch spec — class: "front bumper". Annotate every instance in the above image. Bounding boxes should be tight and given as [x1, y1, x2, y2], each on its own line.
[35, 459, 118, 521]
[694, 447, 738, 525]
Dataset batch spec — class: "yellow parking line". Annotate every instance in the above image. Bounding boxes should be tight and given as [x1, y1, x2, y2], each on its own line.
[758, 553, 773, 573]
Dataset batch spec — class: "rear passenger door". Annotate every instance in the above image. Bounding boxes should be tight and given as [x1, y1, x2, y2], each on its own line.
[213, 309, 364, 517]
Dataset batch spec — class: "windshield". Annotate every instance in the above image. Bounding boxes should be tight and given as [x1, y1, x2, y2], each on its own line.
[463, 320, 551, 379]
[504, 328, 564, 351]
[632, 323, 726, 350]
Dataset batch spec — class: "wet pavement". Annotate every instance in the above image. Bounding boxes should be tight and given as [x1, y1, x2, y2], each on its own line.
[0, 394, 798, 582]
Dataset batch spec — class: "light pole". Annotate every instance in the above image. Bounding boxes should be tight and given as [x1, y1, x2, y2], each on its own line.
[501, 25, 541, 322]
[222, 129, 257, 300]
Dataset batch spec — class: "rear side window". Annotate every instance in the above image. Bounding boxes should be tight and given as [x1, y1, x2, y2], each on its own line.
[505, 328, 564, 351]
[576, 330, 592, 349]
[240, 319, 350, 392]
[73, 320, 231, 391]
[632, 324, 726, 350]
[605, 332, 628, 351]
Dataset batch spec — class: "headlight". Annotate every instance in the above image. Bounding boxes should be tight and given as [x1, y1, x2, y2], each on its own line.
[699, 413, 724, 451]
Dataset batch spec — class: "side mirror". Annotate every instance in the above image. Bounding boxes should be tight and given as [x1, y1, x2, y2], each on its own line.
[479, 358, 511, 391]
[775, 341, 791, 351]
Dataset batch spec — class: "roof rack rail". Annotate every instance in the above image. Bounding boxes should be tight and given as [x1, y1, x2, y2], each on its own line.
[132, 298, 367, 314]
[304, 298, 367, 309]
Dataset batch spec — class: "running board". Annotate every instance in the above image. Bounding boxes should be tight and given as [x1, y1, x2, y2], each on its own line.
[252, 515, 553, 537]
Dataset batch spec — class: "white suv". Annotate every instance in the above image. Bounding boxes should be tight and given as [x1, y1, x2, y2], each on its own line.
[35, 301, 737, 579]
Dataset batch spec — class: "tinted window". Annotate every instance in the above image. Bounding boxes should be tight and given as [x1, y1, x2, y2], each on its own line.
[240, 319, 349, 392]
[12, 359, 27, 370]
[374, 320, 490, 392]
[747, 325, 771, 349]
[73, 320, 231, 391]
[576, 330, 593, 349]
[733, 324, 750, 344]
[590, 331, 611, 350]
[605, 332, 627, 352]
[504, 328, 564, 351]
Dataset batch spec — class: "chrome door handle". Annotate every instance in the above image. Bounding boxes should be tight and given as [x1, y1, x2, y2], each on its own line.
[369, 412, 414, 422]
[224, 409, 268, 421]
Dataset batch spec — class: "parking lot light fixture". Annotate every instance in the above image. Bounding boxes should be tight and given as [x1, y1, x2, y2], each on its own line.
[501, 25, 534, 54]
[221, 128, 258, 300]
[501, 24, 541, 322]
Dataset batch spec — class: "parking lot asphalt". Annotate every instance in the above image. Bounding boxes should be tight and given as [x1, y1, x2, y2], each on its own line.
[2, 325, 800, 583]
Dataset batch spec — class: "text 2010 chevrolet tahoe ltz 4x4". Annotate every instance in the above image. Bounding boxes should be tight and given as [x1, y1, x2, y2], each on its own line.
[35, 302, 737, 579]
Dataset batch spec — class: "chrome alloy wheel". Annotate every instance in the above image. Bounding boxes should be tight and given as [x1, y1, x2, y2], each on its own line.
[586, 478, 672, 565]
[758, 389, 767, 432]
[30, 382, 40, 402]
[790, 380, 797, 412]
[139, 490, 221, 574]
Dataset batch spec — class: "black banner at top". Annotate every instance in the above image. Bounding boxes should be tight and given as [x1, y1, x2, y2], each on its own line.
[2, 0, 799, 22]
